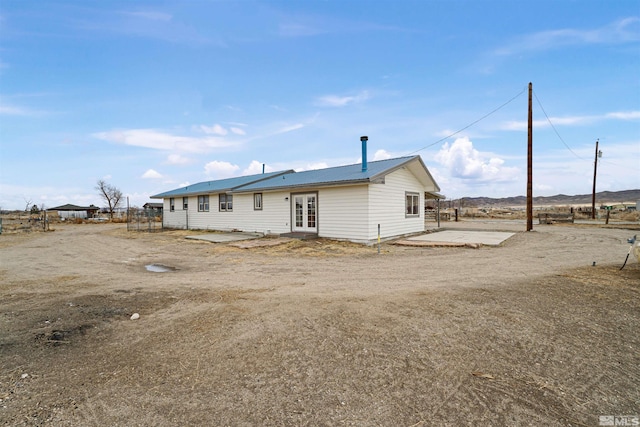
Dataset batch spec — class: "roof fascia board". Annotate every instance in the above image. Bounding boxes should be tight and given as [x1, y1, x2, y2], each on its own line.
[415, 156, 441, 192]
[367, 156, 418, 182]
[368, 156, 441, 192]
[233, 178, 371, 194]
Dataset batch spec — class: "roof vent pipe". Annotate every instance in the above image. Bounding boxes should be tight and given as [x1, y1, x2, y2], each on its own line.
[361, 136, 368, 172]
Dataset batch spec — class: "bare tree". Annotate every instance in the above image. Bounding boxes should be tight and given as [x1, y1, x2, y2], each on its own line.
[96, 180, 123, 220]
[24, 197, 33, 213]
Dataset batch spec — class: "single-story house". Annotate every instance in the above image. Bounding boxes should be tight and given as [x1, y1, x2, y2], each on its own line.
[47, 204, 100, 219]
[152, 153, 441, 244]
[142, 202, 163, 214]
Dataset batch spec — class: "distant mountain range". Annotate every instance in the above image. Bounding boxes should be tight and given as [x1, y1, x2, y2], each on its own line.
[459, 189, 640, 207]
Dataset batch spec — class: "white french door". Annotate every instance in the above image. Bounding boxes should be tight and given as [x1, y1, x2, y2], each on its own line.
[292, 194, 317, 233]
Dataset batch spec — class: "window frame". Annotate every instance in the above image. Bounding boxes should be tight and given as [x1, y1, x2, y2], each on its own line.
[253, 193, 263, 211]
[198, 195, 209, 212]
[182, 196, 188, 210]
[169, 198, 175, 212]
[405, 192, 420, 217]
[219, 194, 233, 212]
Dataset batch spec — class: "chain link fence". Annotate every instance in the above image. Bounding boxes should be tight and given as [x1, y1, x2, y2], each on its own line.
[127, 208, 163, 232]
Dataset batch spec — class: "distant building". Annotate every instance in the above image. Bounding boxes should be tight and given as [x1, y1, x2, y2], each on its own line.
[47, 204, 100, 219]
[143, 202, 163, 215]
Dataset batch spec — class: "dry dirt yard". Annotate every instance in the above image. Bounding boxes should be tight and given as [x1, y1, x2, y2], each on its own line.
[1, 221, 638, 426]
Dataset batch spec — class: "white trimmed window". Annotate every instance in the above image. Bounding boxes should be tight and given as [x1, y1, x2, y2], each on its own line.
[254, 193, 263, 210]
[169, 198, 175, 212]
[405, 192, 420, 217]
[220, 194, 233, 212]
[183, 197, 188, 210]
[198, 195, 209, 212]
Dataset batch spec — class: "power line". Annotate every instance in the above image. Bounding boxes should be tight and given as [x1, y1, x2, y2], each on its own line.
[532, 90, 583, 160]
[599, 158, 624, 168]
[406, 85, 527, 155]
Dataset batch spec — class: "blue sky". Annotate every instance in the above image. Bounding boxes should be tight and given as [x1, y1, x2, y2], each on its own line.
[1, 0, 639, 210]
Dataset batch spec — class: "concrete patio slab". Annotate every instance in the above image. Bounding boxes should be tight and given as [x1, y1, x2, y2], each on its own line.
[400, 230, 515, 247]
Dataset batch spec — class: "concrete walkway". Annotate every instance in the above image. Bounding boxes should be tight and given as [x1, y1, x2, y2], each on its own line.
[185, 232, 262, 243]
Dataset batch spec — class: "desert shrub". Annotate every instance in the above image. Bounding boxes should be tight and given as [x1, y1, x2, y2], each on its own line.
[463, 211, 488, 218]
[619, 211, 640, 221]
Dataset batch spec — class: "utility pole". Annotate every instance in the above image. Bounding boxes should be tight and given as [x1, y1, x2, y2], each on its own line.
[591, 139, 602, 219]
[526, 82, 533, 231]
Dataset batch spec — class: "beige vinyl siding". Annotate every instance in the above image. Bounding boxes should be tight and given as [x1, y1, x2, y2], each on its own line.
[165, 192, 292, 234]
[254, 192, 291, 234]
[368, 167, 425, 239]
[314, 185, 369, 241]
[187, 193, 235, 231]
[215, 192, 291, 234]
[162, 198, 188, 229]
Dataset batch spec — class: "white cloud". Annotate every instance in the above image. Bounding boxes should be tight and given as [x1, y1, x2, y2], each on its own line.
[435, 137, 519, 182]
[0, 103, 38, 116]
[243, 160, 274, 175]
[500, 110, 640, 131]
[500, 117, 589, 131]
[0, 104, 25, 115]
[534, 183, 554, 192]
[276, 123, 304, 134]
[315, 90, 370, 107]
[296, 162, 329, 172]
[435, 129, 458, 138]
[79, 8, 219, 46]
[230, 127, 246, 135]
[606, 111, 640, 120]
[495, 17, 640, 56]
[199, 124, 228, 135]
[93, 128, 237, 153]
[279, 22, 324, 37]
[373, 149, 392, 161]
[204, 160, 240, 177]
[141, 169, 163, 179]
[166, 154, 191, 165]
[277, 13, 403, 38]
[0, 183, 99, 211]
[121, 11, 173, 22]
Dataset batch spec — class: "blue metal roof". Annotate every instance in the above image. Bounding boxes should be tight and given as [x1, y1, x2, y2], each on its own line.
[151, 156, 439, 198]
[151, 170, 293, 198]
[234, 156, 422, 192]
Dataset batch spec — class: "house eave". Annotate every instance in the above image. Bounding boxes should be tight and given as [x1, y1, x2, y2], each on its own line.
[233, 178, 373, 194]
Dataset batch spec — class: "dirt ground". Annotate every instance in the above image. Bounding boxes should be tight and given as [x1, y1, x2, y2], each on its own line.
[1, 221, 638, 426]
